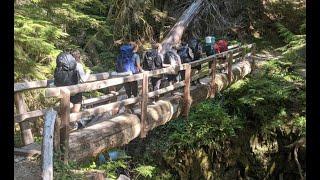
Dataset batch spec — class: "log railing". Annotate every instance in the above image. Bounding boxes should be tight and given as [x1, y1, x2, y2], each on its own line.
[14, 44, 256, 164]
[14, 73, 110, 146]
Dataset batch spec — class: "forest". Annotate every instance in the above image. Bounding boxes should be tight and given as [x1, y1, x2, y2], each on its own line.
[14, 0, 306, 179]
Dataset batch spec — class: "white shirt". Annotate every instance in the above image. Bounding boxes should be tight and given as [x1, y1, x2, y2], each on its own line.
[76, 63, 90, 83]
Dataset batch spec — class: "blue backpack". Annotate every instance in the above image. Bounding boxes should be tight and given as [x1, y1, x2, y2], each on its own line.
[116, 44, 137, 73]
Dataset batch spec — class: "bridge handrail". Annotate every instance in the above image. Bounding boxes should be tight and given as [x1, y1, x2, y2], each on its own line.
[44, 44, 253, 98]
[14, 72, 110, 93]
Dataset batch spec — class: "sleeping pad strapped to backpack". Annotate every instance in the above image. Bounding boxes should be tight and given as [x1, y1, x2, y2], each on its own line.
[143, 49, 163, 71]
[54, 52, 79, 87]
[116, 44, 137, 74]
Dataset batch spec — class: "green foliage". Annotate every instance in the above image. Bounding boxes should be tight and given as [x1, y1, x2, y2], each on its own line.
[98, 160, 128, 179]
[225, 41, 305, 137]
[275, 22, 296, 44]
[134, 165, 156, 178]
[53, 153, 84, 179]
[14, 8, 67, 81]
[14, 1, 115, 113]
[180, 101, 243, 148]
[266, 0, 305, 35]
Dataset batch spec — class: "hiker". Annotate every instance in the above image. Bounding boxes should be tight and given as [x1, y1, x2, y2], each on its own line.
[213, 39, 228, 54]
[53, 49, 91, 113]
[188, 38, 203, 85]
[53, 50, 91, 130]
[116, 42, 140, 99]
[177, 42, 194, 81]
[213, 39, 229, 72]
[203, 36, 216, 70]
[163, 45, 182, 85]
[143, 43, 163, 102]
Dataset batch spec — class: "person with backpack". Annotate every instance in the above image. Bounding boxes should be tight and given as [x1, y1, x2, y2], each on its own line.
[115, 42, 141, 99]
[54, 49, 91, 113]
[54, 49, 91, 130]
[177, 42, 194, 81]
[213, 39, 228, 54]
[213, 39, 229, 72]
[163, 45, 182, 85]
[188, 38, 203, 85]
[143, 43, 164, 102]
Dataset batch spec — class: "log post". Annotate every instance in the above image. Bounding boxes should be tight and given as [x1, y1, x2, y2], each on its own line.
[210, 57, 217, 98]
[140, 72, 149, 138]
[242, 47, 246, 61]
[109, 86, 118, 115]
[227, 52, 233, 84]
[183, 64, 192, 120]
[41, 108, 57, 180]
[14, 92, 34, 145]
[59, 88, 70, 163]
[252, 44, 256, 71]
[53, 117, 61, 154]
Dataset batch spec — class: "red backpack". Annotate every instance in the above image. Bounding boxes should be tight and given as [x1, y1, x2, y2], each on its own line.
[213, 40, 228, 53]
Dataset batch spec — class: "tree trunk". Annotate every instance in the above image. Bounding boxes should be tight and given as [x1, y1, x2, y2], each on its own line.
[160, 0, 204, 54]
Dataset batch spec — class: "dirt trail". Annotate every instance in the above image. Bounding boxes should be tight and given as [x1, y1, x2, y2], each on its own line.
[14, 155, 41, 180]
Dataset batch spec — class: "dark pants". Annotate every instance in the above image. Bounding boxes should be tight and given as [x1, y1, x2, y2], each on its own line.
[180, 70, 186, 81]
[192, 58, 202, 84]
[151, 77, 162, 102]
[70, 93, 83, 104]
[151, 77, 162, 91]
[167, 74, 179, 84]
[124, 81, 138, 98]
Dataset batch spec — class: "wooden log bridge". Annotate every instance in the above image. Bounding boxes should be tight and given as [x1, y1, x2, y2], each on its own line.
[14, 44, 256, 162]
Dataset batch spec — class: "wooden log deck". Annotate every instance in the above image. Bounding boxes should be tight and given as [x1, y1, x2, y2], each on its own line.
[14, 44, 256, 163]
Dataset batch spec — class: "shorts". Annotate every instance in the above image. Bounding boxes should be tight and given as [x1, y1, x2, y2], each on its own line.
[70, 93, 83, 104]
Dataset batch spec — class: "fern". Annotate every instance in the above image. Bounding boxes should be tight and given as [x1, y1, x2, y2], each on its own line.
[276, 22, 295, 44]
[134, 165, 156, 178]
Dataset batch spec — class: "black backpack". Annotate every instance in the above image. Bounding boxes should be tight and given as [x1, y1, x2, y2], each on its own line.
[164, 50, 179, 65]
[54, 52, 79, 87]
[189, 39, 203, 60]
[177, 45, 193, 63]
[143, 49, 162, 71]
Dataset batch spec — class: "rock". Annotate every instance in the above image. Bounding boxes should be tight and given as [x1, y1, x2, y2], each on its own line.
[117, 174, 130, 180]
[14, 156, 26, 163]
[86, 170, 105, 180]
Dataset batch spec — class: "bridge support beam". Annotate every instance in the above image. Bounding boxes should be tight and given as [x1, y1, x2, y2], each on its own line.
[68, 59, 253, 162]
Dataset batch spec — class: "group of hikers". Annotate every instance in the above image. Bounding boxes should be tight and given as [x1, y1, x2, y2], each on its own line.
[53, 35, 230, 129]
[114, 37, 229, 100]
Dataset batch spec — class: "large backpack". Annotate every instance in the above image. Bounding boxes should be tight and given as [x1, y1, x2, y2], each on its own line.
[189, 39, 203, 60]
[177, 45, 193, 63]
[214, 40, 228, 53]
[143, 49, 162, 71]
[116, 44, 137, 73]
[164, 50, 179, 66]
[54, 52, 79, 87]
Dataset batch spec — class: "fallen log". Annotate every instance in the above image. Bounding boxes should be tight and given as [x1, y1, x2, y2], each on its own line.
[67, 57, 253, 161]
[160, 0, 204, 54]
